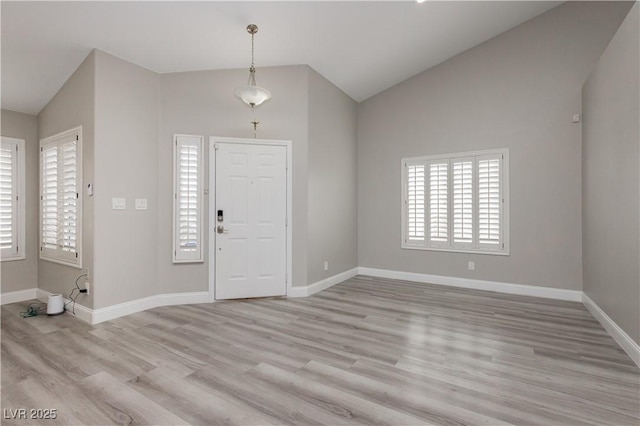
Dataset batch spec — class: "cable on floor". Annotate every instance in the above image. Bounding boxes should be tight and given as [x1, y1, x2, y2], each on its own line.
[20, 303, 47, 318]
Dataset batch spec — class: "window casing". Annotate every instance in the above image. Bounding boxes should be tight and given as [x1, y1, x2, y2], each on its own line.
[173, 134, 204, 263]
[402, 149, 509, 255]
[1, 137, 26, 261]
[40, 127, 82, 268]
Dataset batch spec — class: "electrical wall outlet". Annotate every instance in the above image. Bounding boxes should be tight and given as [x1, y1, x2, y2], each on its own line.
[85, 280, 90, 295]
[324, 261, 329, 271]
[468, 261, 475, 271]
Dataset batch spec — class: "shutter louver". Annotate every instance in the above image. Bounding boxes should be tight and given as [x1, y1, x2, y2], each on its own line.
[453, 160, 473, 244]
[0, 143, 16, 252]
[429, 162, 448, 243]
[173, 135, 203, 262]
[407, 164, 425, 241]
[478, 157, 501, 245]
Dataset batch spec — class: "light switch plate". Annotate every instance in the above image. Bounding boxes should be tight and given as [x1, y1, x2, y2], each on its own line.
[135, 199, 148, 210]
[112, 198, 126, 210]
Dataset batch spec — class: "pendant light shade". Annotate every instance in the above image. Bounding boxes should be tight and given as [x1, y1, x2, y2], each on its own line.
[234, 67, 271, 108]
[235, 24, 271, 108]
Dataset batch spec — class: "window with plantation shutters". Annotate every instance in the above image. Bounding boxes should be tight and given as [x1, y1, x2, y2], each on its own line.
[402, 149, 508, 255]
[40, 127, 82, 267]
[173, 135, 204, 263]
[0, 137, 25, 261]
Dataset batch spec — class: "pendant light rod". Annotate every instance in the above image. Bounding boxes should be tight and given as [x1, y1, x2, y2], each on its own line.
[248, 24, 257, 67]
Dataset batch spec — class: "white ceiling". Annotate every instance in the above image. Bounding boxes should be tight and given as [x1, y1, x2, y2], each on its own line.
[2, 1, 562, 115]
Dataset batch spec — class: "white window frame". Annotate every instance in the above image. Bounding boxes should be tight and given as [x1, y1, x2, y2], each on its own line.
[1, 136, 26, 262]
[401, 148, 509, 256]
[173, 134, 204, 263]
[39, 126, 83, 268]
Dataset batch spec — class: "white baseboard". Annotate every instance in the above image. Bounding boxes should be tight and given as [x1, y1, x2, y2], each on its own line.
[91, 291, 211, 324]
[287, 286, 308, 298]
[307, 267, 359, 296]
[36, 289, 212, 325]
[582, 293, 640, 367]
[357, 267, 583, 302]
[1, 288, 38, 305]
[288, 267, 359, 298]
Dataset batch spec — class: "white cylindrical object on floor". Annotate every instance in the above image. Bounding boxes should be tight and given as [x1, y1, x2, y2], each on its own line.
[47, 294, 64, 315]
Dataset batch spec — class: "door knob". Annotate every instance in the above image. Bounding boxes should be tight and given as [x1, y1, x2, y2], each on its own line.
[216, 225, 228, 234]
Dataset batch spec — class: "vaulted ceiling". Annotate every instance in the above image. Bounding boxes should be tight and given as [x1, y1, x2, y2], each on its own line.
[2, 1, 562, 115]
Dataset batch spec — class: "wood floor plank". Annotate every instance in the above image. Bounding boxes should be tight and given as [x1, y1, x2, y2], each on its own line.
[297, 359, 513, 426]
[249, 362, 432, 425]
[74, 371, 188, 424]
[2, 276, 638, 425]
[188, 362, 355, 425]
[395, 354, 637, 424]
[129, 366, 276, 426]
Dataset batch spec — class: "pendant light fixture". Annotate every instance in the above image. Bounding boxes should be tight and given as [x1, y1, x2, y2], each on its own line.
[234, 24, 271, 109]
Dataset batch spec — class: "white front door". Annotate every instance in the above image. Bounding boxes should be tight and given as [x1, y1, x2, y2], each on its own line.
[214, 142, 287, 299]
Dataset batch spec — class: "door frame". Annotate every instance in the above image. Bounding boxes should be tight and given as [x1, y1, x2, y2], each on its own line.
[208, 136, 293, 300]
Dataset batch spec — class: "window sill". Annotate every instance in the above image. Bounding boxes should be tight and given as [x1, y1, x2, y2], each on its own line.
[172, 258, 204, 264]
[402, 244, 509, 256]
[1, 254, 26, 262]
[39, 255, 82, 269]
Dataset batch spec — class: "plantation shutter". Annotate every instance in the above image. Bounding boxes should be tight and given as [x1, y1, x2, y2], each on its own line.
[0, 140, 18, 256]
[428, 161, 448, 245]
[40, 127, 82, 267]
[406, 164, 425, 241]
[173, 135, 204, 262]
[402, 149, 507, 254]
[477, 154, 502, 248]
[452, 159, 473, 247]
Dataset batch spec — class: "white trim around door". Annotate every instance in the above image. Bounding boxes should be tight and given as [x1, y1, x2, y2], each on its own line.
[208, 136, 293, 299]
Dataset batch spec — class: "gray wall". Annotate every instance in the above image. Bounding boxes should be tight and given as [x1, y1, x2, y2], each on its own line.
[1, 110, 39, 292]
[38, 52, 95, 308]
[33, 53, 357, 309]
[159, 65, 310, 292]
[583, 4, 639, 344]
[93, 51, 160, 308]
[357, 1, 632, 290]
[307, 68, 358, 284]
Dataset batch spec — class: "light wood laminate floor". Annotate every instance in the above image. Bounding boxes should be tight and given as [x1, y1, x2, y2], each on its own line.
[2, 276, 639, 425]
